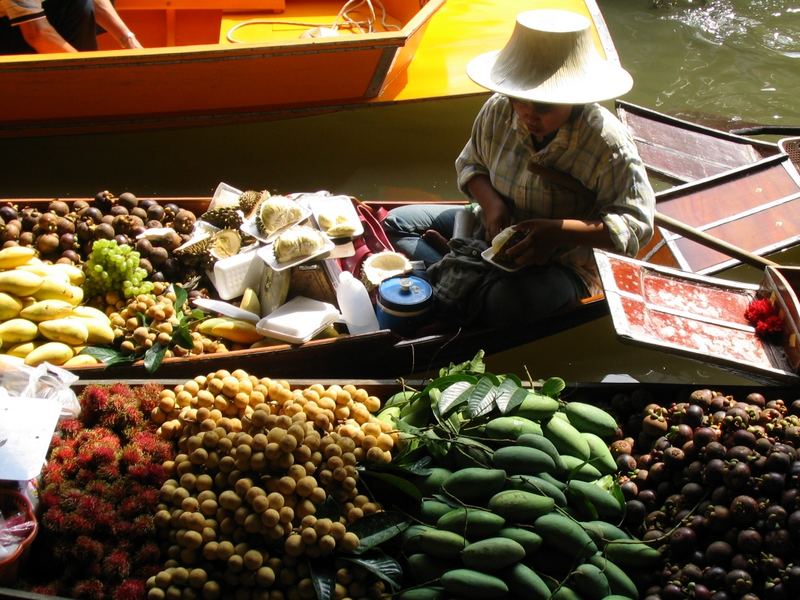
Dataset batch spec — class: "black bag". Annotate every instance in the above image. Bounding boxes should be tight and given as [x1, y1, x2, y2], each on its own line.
[426, 238, 500, 324]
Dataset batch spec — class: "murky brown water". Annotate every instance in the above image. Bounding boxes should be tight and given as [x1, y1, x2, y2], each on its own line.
[2, 0, 799, 384]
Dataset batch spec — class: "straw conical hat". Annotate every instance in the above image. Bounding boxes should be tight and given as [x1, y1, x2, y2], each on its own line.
[467, 9, 633, 104]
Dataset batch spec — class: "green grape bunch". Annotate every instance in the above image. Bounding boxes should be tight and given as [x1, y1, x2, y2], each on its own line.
[83, 238, 154, 299]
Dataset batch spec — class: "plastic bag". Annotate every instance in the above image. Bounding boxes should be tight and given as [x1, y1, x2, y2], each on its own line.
[0, 357, 80, 419]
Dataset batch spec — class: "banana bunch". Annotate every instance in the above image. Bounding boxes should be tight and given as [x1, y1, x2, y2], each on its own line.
[0, 246, 108, 366]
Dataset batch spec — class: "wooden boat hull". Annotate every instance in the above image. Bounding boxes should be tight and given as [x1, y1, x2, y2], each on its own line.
[0, 0, 615, 137]
[616, 100, 781, 185]
[595, 249, 800, 384]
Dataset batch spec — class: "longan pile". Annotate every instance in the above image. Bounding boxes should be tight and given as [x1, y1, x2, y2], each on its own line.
[146, 369, 398, 600]
[104, 282, 222, 358]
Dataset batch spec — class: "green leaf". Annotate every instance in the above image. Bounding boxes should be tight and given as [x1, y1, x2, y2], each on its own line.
[389, 455, 433, 476]
[144, 342, 167, 373]
[501, 387, 530, 414]
[80, 346, 135, 367]
[314, 496, 342, 521]
[438, 381, 473, 417]
[171, 283, 188, 310]
[309, 559, 335, 600]
[494, 378, 523, 413]
[467, 377, 498, 418]
[346, 511, 410, 554]
[173, 321, 194, 349]
[439, 349, 486, 377]
[340, 551, 403, 588]
[136, 311, 148, 327]
[541, 377, 566, 399]
[361, 471, 423, 504]
[190, 308, 206, 320]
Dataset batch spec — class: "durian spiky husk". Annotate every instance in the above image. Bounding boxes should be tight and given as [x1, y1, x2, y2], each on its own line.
[238, 190, 267, 218]
[175, 234, 212, 256]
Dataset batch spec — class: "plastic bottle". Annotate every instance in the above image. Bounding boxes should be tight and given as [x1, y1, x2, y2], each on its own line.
[336, 271, 380, 335]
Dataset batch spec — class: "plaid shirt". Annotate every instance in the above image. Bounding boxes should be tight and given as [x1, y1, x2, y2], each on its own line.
[455, 93, 655, 295]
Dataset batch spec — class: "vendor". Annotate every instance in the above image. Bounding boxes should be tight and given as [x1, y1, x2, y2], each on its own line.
[383, 9, 655, 327]
[0, 0, 141, 53]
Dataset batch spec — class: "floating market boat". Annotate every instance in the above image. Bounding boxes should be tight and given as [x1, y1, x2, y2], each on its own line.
[595, 249, 800, 385]
[615, 100, 783, 184]
[0, 0, 616, 137]
[2, 189, 797, 384]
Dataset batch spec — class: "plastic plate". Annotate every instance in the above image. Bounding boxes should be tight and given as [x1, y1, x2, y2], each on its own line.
[192, 298, 260, 322]
[303, 194, 364, 239]
[257, 237, 335, 272]
[481, 247, 523, 272]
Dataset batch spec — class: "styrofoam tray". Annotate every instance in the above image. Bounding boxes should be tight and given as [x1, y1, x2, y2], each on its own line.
[256, 296, 340, 344]
[481, 246, 523, 272]
[240, 204, 311, 244]
[192, 298, 260, 323]
[256, 236, 335, 272]
[206, 247, 266, 300]
[304, 194, 364, 239]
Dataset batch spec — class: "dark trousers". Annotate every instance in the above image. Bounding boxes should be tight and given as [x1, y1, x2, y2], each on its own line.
[0, 0, 97, 54]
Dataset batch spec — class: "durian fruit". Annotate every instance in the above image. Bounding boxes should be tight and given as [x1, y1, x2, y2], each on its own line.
[175, 234, 212, 259]
[238, 190, 267, 218]
[273, 226, 326, 263]
[239, 287, 261, 316]
[199, 206, 244, 229]
[176, 229, 241, 270]
[361, 251, 412, 291]
[254, 195, 303, 236]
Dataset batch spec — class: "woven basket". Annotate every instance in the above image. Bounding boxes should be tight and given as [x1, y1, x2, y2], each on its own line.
[0, 488, 38, 585]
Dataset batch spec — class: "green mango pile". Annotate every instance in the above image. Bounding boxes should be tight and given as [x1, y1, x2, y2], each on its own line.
[377, 363, 659, 599]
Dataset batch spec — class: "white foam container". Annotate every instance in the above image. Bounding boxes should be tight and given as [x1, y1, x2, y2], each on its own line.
[255, 296, 341, 344]
[207, 246, 266, 300]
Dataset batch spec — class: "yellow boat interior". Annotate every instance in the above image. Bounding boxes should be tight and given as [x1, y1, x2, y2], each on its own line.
[101, 0, 423, 49]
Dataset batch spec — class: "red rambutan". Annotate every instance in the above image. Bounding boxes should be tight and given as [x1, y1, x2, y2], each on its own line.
[71, 578, 105, 600]
[102, 549, 132, 580]
[113, 579, 146, 600]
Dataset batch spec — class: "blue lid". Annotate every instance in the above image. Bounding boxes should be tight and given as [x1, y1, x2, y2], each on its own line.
[378, 275, 433, 312]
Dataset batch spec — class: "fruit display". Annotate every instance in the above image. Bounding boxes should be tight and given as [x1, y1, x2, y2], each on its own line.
[4, 354, 800, 600]
[608, 388, 800, 599]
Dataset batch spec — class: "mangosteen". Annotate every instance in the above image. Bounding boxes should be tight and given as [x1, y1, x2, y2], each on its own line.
[620, 480, 639, 500]
[725, 569, 753, 596]
[704, 441, 727, 460]
[131, 207, 148, 221]
[730, 495, 759, 526]
[679, 563, 703, 584]
[146, 219, 163, 230]
[790, 399, 800, 416]
[56, 216, 75, 236]
[744, 392, 766, 407]
[94, 223, 115, 241]
[19, 208, 38, 230]
[760, 472, 786, 497]
[669, 526, 697, 557]
[135, 238, 153, 256]
[101, 214, 114, 226]
[146, 204, 165, 222]
[0, 204, 17, 222]
[706, 505, 731, 533]
[693, 584, 712, 600]
[36, 233, 60, 255]
[765, 582, 788, 600]
[138, 258, 153, 275]
[611, 438, 634, 457]
[624, 499, 646, 529]
[59, 233, 75, 251]
[160, 231, 182, 252]
[664, 446, 686, 467]
[661, 583, 684, 600]
[114, 234, 129, 247]
[48, 200, 70, 216]
[705, 540, 733, 566]
[149, 246, 169, 267]
[173, 209, 197, 234]
[118, 192, 138, 210]
[637, 488, 657, 508]
[37, 212, 58, 233]
[61, 249, 79, 263]
[617, 453, 637, 472]
[724, 462, 752, 491]
[690, 389, 714, 407]
[110, 205, 129, 217]
[18, 231, 33, 246]
[730, 429, 756, 448]
[765, 505, 787, 528]
[81, 206, 103, 223]
[681, 482, 705, 504]
[737, 528, 762, 554]
[164, 202, 180, 218]
[765, 528, 792, 557]
[94, 190, 115, 212]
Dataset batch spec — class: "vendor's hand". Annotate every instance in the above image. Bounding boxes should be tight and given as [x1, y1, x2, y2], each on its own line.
[503, 219, 564, 266]
[481, 198, 512, 242]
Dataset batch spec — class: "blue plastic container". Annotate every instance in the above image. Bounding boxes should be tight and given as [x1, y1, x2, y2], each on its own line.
[376, 275, 434, 335]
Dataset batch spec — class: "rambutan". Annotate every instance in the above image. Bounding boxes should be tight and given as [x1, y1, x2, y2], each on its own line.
[132, 382, 164, 414]
[74, 535, 105, 563]
[71, 578, 105, 600]
[132, 542, 160, 566]
[744, 297, 774, 323]
[102, 549, 132, 580]
[113, 579, 146, 600]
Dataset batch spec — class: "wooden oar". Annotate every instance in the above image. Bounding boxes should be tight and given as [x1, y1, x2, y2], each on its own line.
[654, 211, 778, 270]
[728, 125, 800, 136]
[527, 161, 779, 270]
